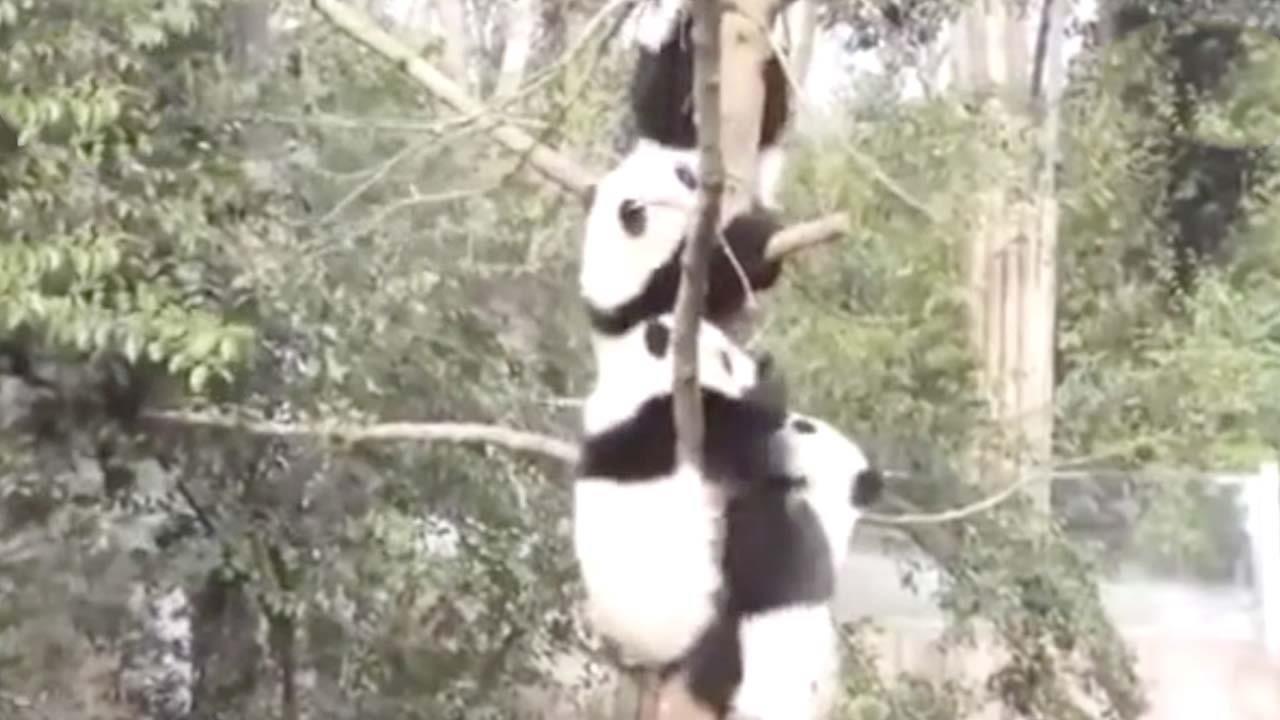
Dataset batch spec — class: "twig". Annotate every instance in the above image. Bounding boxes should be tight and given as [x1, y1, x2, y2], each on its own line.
[142, 410, 578, 463]
[763, 212, 848, 261]
[311, 136, 430, 226]
[310, 0, 597, 198]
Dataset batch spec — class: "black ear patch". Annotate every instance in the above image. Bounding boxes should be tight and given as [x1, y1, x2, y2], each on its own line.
[675, 163, 697, 190]
[619, 199, 647, 236]
[790, 417, 816, 434]
[644, 321, 671, 358]
[852, 468, 884, 508]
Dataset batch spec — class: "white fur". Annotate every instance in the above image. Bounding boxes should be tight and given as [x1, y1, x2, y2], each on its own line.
[757, 145, 786, 210]
[575, 463, 723, 664]
[733, 605, 840, 720]
[633, 0, 686, 51]
[575, 313, 764, 665]
[579, 140, 700, 322]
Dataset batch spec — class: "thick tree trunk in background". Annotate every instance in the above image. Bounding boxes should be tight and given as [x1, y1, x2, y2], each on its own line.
[190, 575, 263, 720]
[494, 0, 538, 98]
[951, 0, 1064, 514]
[435, 0, 475, 90]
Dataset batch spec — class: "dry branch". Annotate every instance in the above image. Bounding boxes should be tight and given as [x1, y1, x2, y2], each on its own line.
[143, 410, 578, 463]
[763, 211, 847, 261]
[310, 0, 596, 198]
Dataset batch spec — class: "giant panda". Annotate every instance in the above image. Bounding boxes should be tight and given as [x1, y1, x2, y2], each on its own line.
[580, 145, 784, 340]
[631, 0, 792, 209]
[574, 312, 788, 666]
[661, 412, 885, 719]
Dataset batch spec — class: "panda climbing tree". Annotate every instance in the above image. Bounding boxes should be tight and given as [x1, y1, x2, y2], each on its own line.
[310, 0, 872, 717]
[569, 0, 886, 718]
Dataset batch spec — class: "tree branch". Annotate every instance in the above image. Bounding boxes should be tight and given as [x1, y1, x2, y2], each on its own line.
[763, 211, 847, 261]
[142, 410, 578, 463]
[310, 0, 596, 198]
[670, 0, 726, 470]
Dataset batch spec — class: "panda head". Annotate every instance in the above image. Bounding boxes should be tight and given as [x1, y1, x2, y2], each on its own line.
[580, 143, 700, 326]
[583, 313, 784, 435]
[768, 414, 883, 558]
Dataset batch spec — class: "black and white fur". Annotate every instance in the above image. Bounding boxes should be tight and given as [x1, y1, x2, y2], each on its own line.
[580, 145, 784, 340]
[631, 0, 791, 208]
[670, 413, 885, 719]
[574, 313, 788, 666]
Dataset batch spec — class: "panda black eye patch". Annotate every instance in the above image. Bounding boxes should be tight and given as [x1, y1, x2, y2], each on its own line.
[675, 164, 698, 190]
[791, 418, 816, 434]
[619, 199, 647, 236]
[644, 321, 671, 358]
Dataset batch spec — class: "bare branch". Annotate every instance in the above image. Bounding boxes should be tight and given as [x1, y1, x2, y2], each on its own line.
[763, 212, 847, 261]
[143, 410, 578, 463]
[311, 0, 596, 198]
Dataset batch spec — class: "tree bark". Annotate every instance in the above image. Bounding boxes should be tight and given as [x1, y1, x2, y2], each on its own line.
[952, 0, 1063, 514]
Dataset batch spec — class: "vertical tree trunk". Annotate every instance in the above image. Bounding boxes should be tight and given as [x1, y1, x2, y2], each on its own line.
[952, 0, 1064, 513]
[494, 0, 538, 98]
[434, 0, 474, 90]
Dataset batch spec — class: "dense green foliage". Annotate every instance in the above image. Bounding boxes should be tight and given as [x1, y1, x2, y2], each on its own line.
[1, 1, 1279, 719]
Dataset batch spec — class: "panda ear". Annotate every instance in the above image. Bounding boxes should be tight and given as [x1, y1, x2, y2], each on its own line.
[851, 467, 884, 508]
[643, 321, 671, 358]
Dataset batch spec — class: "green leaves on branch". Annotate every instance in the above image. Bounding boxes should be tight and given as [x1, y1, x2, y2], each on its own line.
[0, 0, 258, 396]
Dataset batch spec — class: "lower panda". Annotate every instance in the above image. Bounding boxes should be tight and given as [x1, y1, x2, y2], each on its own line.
[573, 313, 788, 666]
[660, 413, 885, 720]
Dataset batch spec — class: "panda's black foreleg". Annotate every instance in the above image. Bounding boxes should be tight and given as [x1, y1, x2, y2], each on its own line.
[700, 390, 787, 491]
[704, 209, 785, 323]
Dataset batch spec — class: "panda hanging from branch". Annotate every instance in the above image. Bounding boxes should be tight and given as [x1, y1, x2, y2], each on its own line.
[572, 1, 884, 717]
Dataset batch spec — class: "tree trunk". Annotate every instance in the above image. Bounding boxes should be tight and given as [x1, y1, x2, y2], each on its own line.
[951, 0, 1064, 514]
[434, 0, 474, 90]
[494, 0, 537, 98]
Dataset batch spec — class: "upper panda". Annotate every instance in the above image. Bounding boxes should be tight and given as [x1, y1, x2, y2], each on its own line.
[662, 412, 885, 719]
[574, 312, 788, 667]
[631, 0, 791, 209]
[580, 145, 785, 339]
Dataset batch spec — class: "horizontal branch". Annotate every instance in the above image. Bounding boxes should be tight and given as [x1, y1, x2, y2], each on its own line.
[311, 0, 596, 198]
[143, 410, 578, 463]
[764, 212, 847, 261]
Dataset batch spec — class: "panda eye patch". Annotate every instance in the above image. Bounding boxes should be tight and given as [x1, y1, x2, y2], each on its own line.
[674, 164, 697, 190]
[619, 199, 647, 236]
